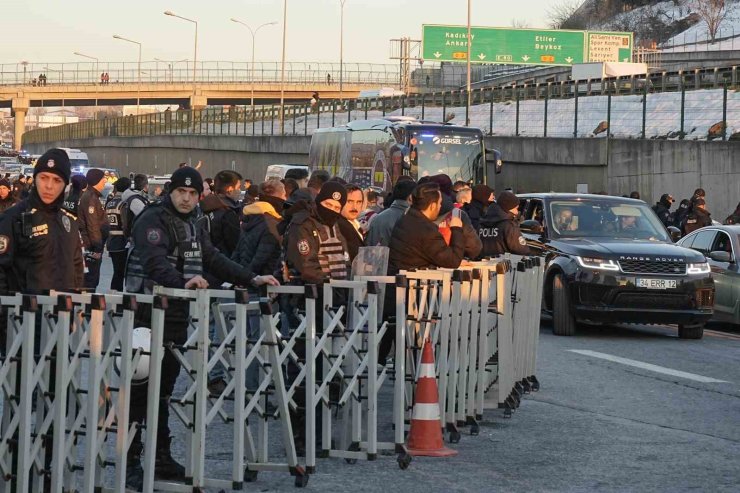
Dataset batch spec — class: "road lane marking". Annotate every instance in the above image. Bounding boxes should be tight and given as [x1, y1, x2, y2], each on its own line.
[567, 350, 729, 383]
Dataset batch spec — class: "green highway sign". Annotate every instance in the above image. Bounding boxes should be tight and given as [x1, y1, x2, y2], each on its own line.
[422, 25, 633, 66]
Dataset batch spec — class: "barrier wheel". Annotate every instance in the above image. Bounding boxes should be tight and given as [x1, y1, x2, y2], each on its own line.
[244, 469, 258, 482]
[345, 441, 360, 464]
[397, 453, 412, 470]
[678, 324, 704, 340]
[294, 472, 309, 488]
[552, 274, 576, 336]
[449, 429, 461, 443]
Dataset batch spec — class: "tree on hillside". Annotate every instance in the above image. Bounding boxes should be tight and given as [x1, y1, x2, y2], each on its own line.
[692, 0, 732, 42]
[547, 0, 589, 29]
[510, 18, 530, 29]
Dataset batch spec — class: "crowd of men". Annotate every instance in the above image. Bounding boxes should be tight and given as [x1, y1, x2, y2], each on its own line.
[0, 148, 738, 490]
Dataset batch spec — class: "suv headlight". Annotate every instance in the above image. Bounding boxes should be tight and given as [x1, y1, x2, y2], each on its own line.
[575, 256, 620, 271]
[687, 262, 710, 274]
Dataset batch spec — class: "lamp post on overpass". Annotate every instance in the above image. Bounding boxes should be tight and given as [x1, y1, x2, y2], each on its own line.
[466, 0, 472, 126]
[164, 11, 199, 96]
[42, 66, 67, 124]
[113, 34, 142, 115]
[339, 0, 347, 100]
[154, 57, 188, 83]
[279, 0, 287, 134]
[230, 18, 277, 121]
[73, 51, 99, 117]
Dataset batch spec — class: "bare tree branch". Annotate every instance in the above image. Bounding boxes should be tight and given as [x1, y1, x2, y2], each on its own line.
[692, 0, 731, 42]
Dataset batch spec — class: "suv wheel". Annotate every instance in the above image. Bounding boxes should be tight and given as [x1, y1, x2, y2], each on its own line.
[552, 274, 576, 336]
[678, 324, 704, 340]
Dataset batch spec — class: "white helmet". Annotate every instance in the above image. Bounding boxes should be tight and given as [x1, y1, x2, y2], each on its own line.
[114, 327, 151, 386]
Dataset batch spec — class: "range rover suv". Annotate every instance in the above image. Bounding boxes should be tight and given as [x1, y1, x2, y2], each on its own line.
[518, 194, 714, 339]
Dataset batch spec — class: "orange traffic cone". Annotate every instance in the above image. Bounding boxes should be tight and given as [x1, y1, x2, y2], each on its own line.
[406, 338, 458, 457]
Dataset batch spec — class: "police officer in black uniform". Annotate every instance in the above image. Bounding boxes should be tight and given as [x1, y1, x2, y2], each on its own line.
[682, 197, 713, 234]
[104, 177, 131, 291]
[0, 178, 17, 213]
[652, 193, 675, 228]
[477, 190, 532, 257]
[0, 148, 84, 295]
[78, 168, 110, 289]
[123, 167, 278, 490]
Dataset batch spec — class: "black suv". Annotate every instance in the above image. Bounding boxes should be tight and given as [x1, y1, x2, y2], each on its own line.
[518, 194, 714, 339]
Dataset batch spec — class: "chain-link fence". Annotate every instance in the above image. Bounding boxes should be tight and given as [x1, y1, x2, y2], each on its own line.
[22, 67, 740, 145]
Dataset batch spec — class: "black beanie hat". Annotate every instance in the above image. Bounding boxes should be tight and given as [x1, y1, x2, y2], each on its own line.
[472, 184, 494, 204]
[169, 166, 204, 195]
[392, 179, 417, 201]
[0, 178, 10, 189]
[114, 177, 131, 192]
[34, 148, 71, 185]
[497, 190, 520, 212]
[86, 168, 106, 187]
[315, 181, 347, 208]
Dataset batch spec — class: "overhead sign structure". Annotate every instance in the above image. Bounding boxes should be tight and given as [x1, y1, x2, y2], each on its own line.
[422, 25, 632, 66]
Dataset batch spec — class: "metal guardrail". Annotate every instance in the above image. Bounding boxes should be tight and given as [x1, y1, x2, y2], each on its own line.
[6, 61, 402, 86]
[22, 64, 740, 144]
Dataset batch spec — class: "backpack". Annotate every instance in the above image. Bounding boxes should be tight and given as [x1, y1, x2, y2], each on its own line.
[121, 193, 148, 238]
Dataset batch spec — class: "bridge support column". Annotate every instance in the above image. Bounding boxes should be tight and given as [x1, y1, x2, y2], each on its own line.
[12, 98, 29, 151]
[190, 95, 208, 111]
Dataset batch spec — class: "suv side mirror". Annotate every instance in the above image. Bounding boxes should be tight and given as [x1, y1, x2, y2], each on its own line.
[486, 148, 503, 174]
[521, 219, 544, 235]
[666, 226, 682, 243]
[709, 250, 733, 263]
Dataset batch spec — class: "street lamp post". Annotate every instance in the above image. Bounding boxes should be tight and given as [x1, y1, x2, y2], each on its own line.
[73, 51, 99, 117]
[43, 66, 66, 123]
[230, 19, 277, 122]
[113, 35, 142, 115]
[339, 0, 347, 99]
[279, 0, 287, 134]
[466, 0, 472, 126]
[164, 11, 198, 94]
[154, 58, 188, 83]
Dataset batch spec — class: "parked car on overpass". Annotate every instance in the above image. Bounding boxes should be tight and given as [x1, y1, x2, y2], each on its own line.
[676, 225, 740, 325]
[517, 193, 715, 339]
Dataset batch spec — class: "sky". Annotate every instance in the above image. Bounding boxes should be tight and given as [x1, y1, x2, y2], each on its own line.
[5, 0, 554, 66]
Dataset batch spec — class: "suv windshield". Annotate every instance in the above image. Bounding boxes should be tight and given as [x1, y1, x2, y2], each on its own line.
[548, 199, 670, 242]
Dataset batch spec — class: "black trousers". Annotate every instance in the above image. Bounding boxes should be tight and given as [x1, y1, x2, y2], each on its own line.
[84, 255, 102, 290]
[129, 301, 189, 451]
[109, 249, 128, 292]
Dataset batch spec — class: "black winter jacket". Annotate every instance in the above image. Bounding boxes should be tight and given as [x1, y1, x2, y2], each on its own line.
[0, 195, 16, 214]
[0, 189, 84, 294]
[78, 187, 110, 252]
[463, 200, 487, 231]
[389, 207, 465, 274]
[652, 201, 673, 228]
[337, 217, 365, 262]
[200, 194, 241, 257]
[682, 208, 712, 234]
[232, 201, 283, 278]
[477, 203, 532, 257]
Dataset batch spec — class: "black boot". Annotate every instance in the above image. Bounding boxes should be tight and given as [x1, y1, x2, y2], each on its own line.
[154, 436, 186, 481]
[126, 442, 144, 492]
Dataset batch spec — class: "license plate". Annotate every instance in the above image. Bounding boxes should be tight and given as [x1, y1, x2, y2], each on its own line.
[636, 278, 678, 289]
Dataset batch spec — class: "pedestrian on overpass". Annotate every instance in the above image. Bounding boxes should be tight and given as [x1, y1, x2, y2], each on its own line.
[123, 167, 278, 490]
[78, 168, 110, 289]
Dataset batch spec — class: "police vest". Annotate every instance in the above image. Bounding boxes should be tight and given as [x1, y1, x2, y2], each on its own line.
[317, 223, 348, 280]
[105, 195, 124, 235]
[125, 207, 204, 293]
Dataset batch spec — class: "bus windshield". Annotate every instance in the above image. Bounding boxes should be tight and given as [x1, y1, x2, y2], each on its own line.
[411, 130, 483, 182]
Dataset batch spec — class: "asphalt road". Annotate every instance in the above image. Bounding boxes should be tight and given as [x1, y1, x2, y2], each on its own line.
[91, 259, 740, 492]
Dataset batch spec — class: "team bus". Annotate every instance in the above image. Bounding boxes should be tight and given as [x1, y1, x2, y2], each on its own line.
[308, 117, 502, 190]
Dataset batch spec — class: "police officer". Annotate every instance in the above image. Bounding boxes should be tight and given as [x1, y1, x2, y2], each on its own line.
[652, 193, 675, 228]
[282, 181, 350, 453]
[0, 148, 84, 293]
[104, 177, 131, 291]
[682, 197, 712, 234]
[78, 168, 110, 289]
[0, 178, 16, 213]
[63, 174, 87, 216]
[477, 191, 532, 257]
[123, 167, 278, 490]
[283, 181, 350, 284]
